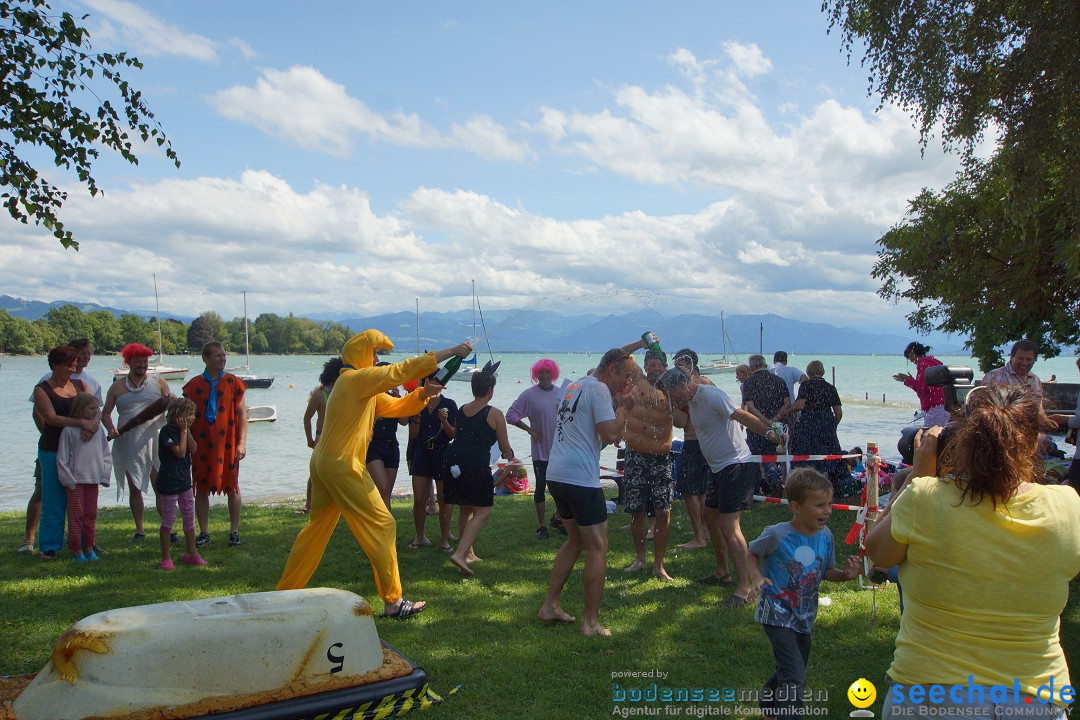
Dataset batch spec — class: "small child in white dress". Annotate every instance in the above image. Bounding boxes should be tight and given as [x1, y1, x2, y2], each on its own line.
[56, 393, 111, 562]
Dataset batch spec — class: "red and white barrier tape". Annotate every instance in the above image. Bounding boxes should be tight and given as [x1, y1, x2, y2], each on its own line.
[752, 494, 878, 512]
[750, 452, 863, 463]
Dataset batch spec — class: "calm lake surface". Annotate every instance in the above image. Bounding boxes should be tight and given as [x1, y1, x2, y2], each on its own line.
[2, 351, 1076, 512]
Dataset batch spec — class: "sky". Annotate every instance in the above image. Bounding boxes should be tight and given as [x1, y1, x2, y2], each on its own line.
[0, 1, 971, 337]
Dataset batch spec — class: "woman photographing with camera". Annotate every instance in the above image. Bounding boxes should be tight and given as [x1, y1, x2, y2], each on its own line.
[867, 385, 1080, 717]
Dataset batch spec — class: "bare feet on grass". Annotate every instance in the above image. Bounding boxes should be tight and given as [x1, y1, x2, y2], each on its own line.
[653, 567, 674, 582]
[677, 539, 708, 549]
[449, 554, 475, 577]
[623, 559, 647, 573]
[581, 622, 612, 637]
[538, 605, 575, 623]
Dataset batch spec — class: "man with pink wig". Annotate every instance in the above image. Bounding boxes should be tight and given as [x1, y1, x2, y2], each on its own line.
[507, 358, 563, 539]
[102, 343, 172, 541]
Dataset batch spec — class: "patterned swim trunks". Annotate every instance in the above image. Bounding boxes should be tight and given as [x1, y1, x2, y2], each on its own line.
[622, 449, 673, 513]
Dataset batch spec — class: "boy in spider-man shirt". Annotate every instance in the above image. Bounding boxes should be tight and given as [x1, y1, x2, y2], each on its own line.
[747, 468, 860, 718]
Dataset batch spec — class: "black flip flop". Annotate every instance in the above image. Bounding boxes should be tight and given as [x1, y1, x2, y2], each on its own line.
[384, 599, 426, 620]
[716, 594, 750, 608]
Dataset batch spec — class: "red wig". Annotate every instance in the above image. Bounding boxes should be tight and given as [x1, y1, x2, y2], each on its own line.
[121, 343, 154, 363]
[531, 358, 560, 384]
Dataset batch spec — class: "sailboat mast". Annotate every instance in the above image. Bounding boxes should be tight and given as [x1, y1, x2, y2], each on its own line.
[153, 273, 164, 360]
[471, 279, 476, 343]
[416, 298, 420, 355]
[243, 291, 251, 366]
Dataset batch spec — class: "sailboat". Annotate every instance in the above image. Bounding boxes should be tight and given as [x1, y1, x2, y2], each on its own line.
[698, 312, 741, 375]
[114, 274, 189, 382]
[450, 281, 486, 382]
[230, 291, 275, 389]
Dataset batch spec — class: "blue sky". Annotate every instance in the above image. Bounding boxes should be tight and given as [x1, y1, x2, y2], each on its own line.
[0, 0, 969, 337]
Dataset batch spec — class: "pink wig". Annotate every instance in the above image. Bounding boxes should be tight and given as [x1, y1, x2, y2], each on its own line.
[531, 358, 560, 384]
[121, 343, 154, 363]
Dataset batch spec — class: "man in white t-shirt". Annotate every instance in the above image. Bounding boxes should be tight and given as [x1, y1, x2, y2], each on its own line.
[770, 351, 807, 405]
[656, 367, 780, 608]
[537, 348, 633, 637]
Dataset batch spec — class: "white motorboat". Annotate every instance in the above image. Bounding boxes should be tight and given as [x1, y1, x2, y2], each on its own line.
[113, 274, 189, 382]
[247, 404, 277, 423]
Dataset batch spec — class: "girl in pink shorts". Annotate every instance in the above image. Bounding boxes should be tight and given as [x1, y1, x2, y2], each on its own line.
[157, 398, 207, 570]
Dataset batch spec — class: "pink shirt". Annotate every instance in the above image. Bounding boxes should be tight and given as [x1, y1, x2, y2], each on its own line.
[506, 384, 560, 462]
[903, 356, 946, 411]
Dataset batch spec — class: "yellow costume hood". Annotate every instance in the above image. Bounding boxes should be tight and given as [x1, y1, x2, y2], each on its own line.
[342, 330, 394, 371]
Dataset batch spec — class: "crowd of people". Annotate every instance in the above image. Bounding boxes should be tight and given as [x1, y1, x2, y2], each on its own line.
[14, 330, 1080, 717]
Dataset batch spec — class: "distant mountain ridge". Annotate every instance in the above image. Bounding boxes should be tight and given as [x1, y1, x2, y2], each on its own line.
[1, 295, 968, 355]
[315, 309, 968, 355]
[0, 295, 195, 323]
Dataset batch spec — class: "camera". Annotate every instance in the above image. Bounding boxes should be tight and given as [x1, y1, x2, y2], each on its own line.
[896, 365, 974, 465]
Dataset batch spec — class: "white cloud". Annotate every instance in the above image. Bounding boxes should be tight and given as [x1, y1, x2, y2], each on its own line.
[228, 37, 257, 61]
[80, 0, 219, 61]
[534, 47, 960, 253]
[208, 66, 532, 161]
[448, 116, 536, 162]
[737, 241, 790, 266]
[0, 169, 904, 324]
[207, 66, 436, 156]
[723, 41, 772, 78]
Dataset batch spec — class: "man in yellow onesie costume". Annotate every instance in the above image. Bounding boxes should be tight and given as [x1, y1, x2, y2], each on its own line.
[277, 329, 472, 618]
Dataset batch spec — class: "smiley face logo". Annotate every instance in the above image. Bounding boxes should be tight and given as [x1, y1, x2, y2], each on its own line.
[847, 678, 877, 709]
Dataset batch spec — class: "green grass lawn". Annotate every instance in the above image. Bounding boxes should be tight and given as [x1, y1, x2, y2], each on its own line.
[2, 494, 1077, 719]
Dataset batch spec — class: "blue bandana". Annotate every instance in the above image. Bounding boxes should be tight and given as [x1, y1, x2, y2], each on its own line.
[202, 370, 224, 424]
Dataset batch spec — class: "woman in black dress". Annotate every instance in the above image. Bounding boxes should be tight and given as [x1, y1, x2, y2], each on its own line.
[441, 370, 514, 577]
[789, 360, 847, 486]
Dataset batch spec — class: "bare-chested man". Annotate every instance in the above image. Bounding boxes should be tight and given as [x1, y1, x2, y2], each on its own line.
[102, 343, 171, 540]
[618, 338, 676, 581]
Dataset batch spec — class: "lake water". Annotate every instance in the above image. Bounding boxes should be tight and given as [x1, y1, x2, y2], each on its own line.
[2, 350, 1077, 511]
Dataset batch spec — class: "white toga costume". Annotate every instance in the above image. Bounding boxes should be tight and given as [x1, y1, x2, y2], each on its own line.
[112, 380, 165, 499]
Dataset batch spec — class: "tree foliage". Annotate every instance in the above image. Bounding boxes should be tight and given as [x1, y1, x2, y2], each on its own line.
[186, 315, 215, 351]
[0, 304, 356, 356]
[873, 151, 1080, 370]
[824, 0, 1080, 367]
[0, 0, 179, 249]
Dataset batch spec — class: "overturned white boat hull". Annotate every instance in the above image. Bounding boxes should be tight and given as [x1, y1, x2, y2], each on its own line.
[12, 589, 386, 720]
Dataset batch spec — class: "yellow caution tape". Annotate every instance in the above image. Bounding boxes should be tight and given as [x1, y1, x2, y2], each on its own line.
[297, 682, 454, 720]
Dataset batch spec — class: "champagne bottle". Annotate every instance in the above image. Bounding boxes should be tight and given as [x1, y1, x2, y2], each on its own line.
[641, 331, 666, 364]
[432, 354, 463, 384]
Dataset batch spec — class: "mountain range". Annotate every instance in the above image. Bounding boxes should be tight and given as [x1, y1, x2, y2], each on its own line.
[1, 295, 968, 355]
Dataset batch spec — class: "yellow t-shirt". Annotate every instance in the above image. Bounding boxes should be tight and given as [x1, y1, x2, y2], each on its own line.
[888, 476, 1080, 702]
